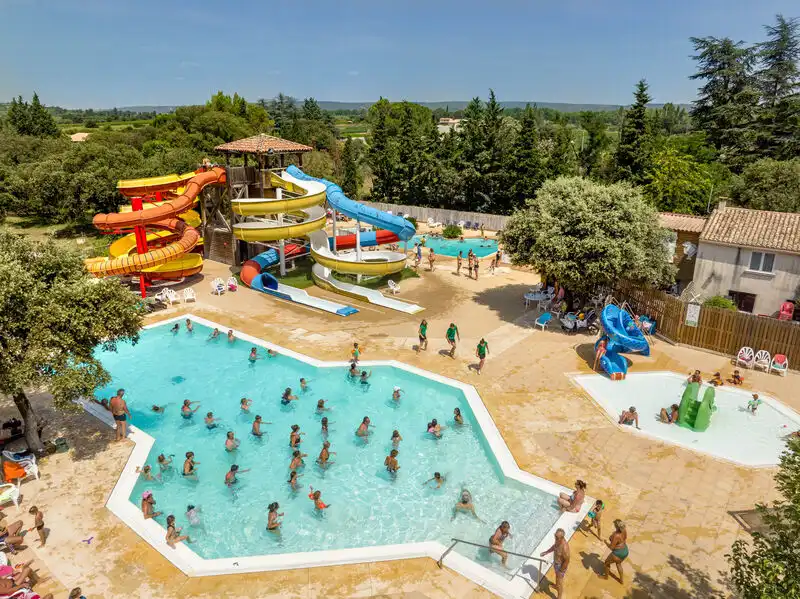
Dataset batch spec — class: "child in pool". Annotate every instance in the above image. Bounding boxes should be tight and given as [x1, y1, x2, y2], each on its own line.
[728, 370, 744, 385]
[317, 441, 335, 467]
[290, 450, 307, 469]
[205, 412, 218, 429]
[248, 347, 260, 362]
[748, 394, 762, 414]
[287, 470, 302, 490]
[308, 487, 330, 511]
[321, 417, 331, 437]
[240, 397, 253, 412]
[300, 378, 310, 392]
[384, 449, 400, 473]
[423, 472, 446, 489]
[391, 430, 403, 447]
[316, 399, 330, 413]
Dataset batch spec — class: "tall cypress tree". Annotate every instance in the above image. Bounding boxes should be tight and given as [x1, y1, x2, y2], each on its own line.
[341, 137, 360, 199]
[7, 96, 31, 136]
[754, 15, 800, 159]
[689, 37, 759, 171]
[615, 80, 654, 183]
[397, 102, 420, 205]
[28, 93, 58, 138]
[367, 98, 396, 202]
[508, 104, 545, 208]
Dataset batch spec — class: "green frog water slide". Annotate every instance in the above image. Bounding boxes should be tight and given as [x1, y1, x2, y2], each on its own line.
[677, 382, 716, 432]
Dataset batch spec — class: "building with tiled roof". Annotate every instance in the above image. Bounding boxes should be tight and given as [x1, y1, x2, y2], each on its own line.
[659, 213, 708, 292]
[693, 203, 800, 315]
[658, 212, 707, 234]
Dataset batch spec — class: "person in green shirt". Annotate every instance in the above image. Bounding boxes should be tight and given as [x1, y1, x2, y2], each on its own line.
[475, 338, 489, 374]
[446, 323, 460, 358]
[417, 319, 428, 354]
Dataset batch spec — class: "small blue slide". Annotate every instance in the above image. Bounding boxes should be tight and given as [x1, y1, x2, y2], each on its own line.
[598, 304, 650, 379]
[285, 165, 416, 240]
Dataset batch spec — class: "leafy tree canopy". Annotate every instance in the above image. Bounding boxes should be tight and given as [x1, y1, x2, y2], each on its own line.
[500, 177, 675, 297]
[730, 158, 800, 213]
[0, 230, 143, 450]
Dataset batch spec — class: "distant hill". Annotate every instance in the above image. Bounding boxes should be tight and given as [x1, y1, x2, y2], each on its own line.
[313, 100, 691, 113]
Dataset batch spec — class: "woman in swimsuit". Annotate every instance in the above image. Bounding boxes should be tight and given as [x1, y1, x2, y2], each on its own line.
[141, 491, 162, 520]
[287, 470, 302, 491]
[618, 407, 639, 429]
[281, 388, 298, 406]
[181, 399, 200, 419]
[391, 430, 403, 447]
[659, 404, 680, 424]
[248, 347, 260, 363]
[558, 480, 586, 512]
[384, 449, 400, 474]
[0, 518, 26, 551]
[317, 441, 335, 468]
[453, 408, 464, 425]
[489, 521, 512, 566]
[290, 424, 304, 447]
[356, 416, 371, 438]
[165, 514, 191, 548]
[224, 431, 240, 452]
[602, 519, 629, 583]
[348, 362, 360, 378]
[182, 452, 199, 478]
[267, 502, 284, 532]
[427, 419, 444, 438]
[290, 450, 307, 470]
[456, 252, 463, 275]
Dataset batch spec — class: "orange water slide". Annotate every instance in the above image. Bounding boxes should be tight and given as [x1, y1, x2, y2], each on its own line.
[86, 167, 226, 277]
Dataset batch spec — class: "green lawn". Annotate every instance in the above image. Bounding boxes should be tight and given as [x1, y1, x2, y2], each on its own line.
[1, 215, 112, 258]
[331, 267, 419, 290]
[267, 259, 419, 291]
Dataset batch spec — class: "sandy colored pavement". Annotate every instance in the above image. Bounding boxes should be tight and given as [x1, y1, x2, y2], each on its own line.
[3, 259, 795, 599]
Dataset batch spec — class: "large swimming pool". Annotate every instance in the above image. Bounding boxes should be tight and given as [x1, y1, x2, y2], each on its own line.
[94, 319, 562, 576]
[412, 235, 498, 258]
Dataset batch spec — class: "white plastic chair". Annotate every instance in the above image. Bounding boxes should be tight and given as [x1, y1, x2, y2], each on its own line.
[754, 350, 771, 372]
[387, 280, 400, 295]
[771, 354, 789, 377]
[183, 288, 196, 302]
[736, 346, 755, 369]
[165, 289, 180, 305]
[0, 481, 21, 511]
[227, 276, 238, 291]
[211, 278, 225, 295]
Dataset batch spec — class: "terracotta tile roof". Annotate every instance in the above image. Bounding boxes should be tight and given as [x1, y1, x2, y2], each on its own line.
[659, 212, 707, 233]
[214, 134, 313, 155]
[700, 207, 800, 254]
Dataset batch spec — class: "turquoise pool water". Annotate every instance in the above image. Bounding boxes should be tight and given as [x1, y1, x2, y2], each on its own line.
[95, 320, 559, 572]
[412, 235, 499, 258]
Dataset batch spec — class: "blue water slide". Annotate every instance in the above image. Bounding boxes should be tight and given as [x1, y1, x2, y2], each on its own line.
[286, 165, 416, 241]
[601, 304, 650, 357]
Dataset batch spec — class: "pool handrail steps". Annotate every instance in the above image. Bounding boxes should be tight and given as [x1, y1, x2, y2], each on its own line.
[437, 538, 549, 589]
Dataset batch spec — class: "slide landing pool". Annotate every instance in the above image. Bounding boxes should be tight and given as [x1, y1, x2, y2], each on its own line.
[86, 316, 588, 599]
[574, 371, 800, 467]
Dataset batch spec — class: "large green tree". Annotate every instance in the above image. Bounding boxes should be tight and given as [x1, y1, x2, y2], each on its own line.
[730, 158, 800, 213]
[500, 177, 675, 297]
[689, 36, 760, 170]
[341, 137, 360, 199]
[727, 437, 800, 598]
[615, 80, 655, 183]
[367, 98, 397, 202]
[754, 15, 800, 160]
[578, 111, 611, 178]
[0, 231, 143, 451]
[507, 105, 545, 208]
[644, 148, 712, 214]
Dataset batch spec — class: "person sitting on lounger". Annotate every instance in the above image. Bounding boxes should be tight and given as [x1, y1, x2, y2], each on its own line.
[619, 407, 639, 429]
[659, 404, 679, 424]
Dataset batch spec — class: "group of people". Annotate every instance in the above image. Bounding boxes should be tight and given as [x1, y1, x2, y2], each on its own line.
[414, 322, 490, 373]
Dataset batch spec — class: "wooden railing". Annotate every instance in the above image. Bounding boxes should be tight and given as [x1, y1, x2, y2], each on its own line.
[616, 282, 800, 367]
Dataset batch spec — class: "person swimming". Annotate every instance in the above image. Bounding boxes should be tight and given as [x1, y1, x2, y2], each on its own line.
[267, 349, 278, 358]
[300, 378, 310, 393]
[205, 412, 218, 429]
[384, 449, 400, 474]
[391, 430, 403, 447]
[240, 397, 253, 412]
[356, 416, 371, 438]
[224, 430, 240, 452]
[348, 362, 360, 378]
[181, 399, 200, 419]
[316, 399, 330, 413]
[248, 347, 260, 363]
[392, 387, 403, 402]
[208, 328, 220, 340]
[321, 417, 331, 437]
[282, 388, 298, 405]
[452, 489, 482, 521]
[308, 486, 330, 511]
[267, 502, 284, 532]
[317, 441, 336, 468]
[135, 464, 159, 481]
[423, 472, 446, 489]
[252, 415, 271, 437]
[157, 453, 173, 472]
[225, 464, 250, 486]
[453, 407, 464, 425]
[151, 405, 165, 414]
[359, 371, 371, 386]
[290, 424, 304, 447]
[290, 450, 307, 469]
[182, 452, 199, 478]
[427, 419, 445, 438]
[227, 330, 235, 343]
[170, 323, 180, 334]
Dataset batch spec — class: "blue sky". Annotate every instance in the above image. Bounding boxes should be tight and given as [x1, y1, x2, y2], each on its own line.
[1, 0, 796, 108]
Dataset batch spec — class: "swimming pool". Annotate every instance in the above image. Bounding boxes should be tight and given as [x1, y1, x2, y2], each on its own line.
[574, 372, 800, 467]
[412, 235, 498, 258]
[92, 316, 583, 595]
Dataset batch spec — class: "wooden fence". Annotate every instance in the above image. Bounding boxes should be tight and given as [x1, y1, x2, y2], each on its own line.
[616, 283, 800, 367]
[361, 201, 510, 232]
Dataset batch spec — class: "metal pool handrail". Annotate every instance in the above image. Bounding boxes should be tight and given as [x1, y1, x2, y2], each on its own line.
[436, 537, 550, 589]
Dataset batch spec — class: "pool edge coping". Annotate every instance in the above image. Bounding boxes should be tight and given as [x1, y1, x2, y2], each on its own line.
[86, 313, 591, 599]
[569, 370, 800, 469]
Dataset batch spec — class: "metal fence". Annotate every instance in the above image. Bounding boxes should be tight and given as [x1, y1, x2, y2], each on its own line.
[616, 282, 800, 369]
[361, 202, 510, 232]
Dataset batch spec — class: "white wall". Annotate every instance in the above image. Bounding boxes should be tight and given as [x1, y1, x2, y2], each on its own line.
[693, 242, 800, 314]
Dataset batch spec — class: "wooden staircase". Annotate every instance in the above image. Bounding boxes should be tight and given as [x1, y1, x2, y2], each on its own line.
[205, 229, 235, 265]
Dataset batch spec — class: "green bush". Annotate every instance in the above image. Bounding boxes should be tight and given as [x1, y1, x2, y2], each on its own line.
[704, 295, 737, 310]
[442, 224, 462, 239]
[406, 216, 417, 228]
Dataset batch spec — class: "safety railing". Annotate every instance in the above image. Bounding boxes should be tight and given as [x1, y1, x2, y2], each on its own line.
[436, 538, 550, 589]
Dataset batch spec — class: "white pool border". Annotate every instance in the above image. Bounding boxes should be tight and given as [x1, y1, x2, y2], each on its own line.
[571, 370, 800, 468]
[85, 314, 590, 599]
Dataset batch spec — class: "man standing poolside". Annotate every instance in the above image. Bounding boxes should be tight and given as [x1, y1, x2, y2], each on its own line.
[446, 323, 460, 358]
[541, 528, 570, 599]
[110, 389, 130, 441]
